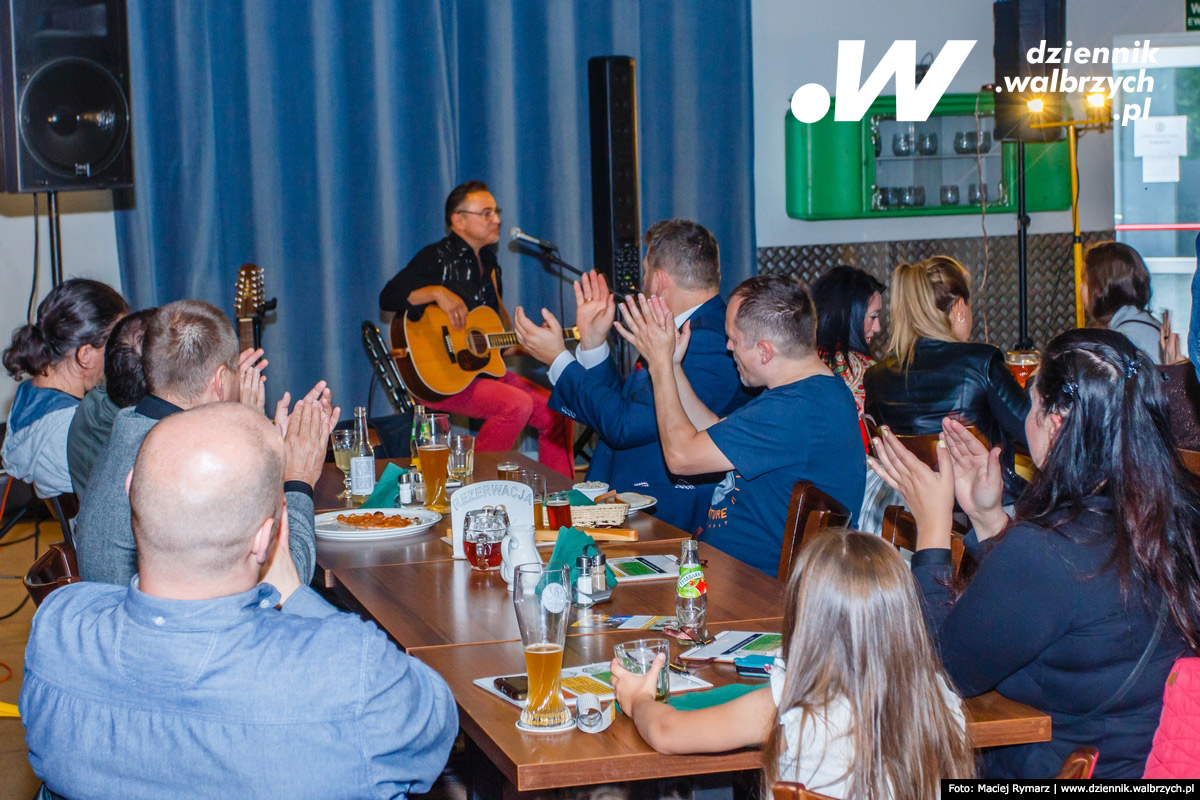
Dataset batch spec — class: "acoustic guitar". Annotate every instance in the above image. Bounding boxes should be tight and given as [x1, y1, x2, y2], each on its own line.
[390, 304, 579, 404]
[233, 263, 277, 351]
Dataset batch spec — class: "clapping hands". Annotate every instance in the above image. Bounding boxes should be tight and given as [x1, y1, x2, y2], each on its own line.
[614, 294, 681, 371]
[574, 270, 617, 350]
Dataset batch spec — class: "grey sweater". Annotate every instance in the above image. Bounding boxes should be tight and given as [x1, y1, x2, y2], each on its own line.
[74, 406, 317, 586]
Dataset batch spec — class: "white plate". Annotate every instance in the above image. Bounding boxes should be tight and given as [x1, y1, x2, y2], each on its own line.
[314, 508, 443, 541]
[617, 492, 657, 513]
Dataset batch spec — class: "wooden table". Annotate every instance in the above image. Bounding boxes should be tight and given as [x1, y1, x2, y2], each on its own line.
[412, 624, 1052, 791]
[333, 541, 784, 650]
[313, 451, 691, 585]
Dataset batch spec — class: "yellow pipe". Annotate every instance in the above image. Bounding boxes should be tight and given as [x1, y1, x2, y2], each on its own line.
[1069, 126, 1084, 328]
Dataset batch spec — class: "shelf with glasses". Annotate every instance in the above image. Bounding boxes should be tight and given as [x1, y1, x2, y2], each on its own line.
[784, 91, 1072, 220]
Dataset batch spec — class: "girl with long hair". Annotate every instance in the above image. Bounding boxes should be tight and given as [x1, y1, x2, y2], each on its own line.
[861, 257, 1028, 517]
[1082, 241, 1162, 363]
[2, 279, 127, 496]
[610, 529, 975, 799]
[870, 328, 1200, 778]
[812, 266, 885, 450]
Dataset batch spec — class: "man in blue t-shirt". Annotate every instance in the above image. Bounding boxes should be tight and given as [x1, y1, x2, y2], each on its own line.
[616, 274, 865, 575]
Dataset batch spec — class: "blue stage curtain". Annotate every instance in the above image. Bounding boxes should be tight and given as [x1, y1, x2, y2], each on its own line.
[115, 0, 754, 415]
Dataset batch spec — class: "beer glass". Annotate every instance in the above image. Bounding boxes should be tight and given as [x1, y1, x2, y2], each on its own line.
[614, 638, 671, 702]
[1005, 350, 1040, 389]
[448, 434, 475, 483]
[513, 563, 573, 730]
[330, 430, 353, 500]
[417, 413, 451, 513]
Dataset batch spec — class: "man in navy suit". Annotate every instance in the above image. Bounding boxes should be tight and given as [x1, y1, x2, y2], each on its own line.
[513, 219, 752, 534]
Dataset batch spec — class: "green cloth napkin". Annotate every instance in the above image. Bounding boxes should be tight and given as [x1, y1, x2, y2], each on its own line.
[547, 527, 616, 585]
[359, 463, 407, 509]
[566, 489, 595, 506]
[667, 682, 767, 711]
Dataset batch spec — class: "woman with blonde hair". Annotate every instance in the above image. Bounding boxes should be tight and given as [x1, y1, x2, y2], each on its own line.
[610, 528, 975, 799]
[862, 256, 1028, 507]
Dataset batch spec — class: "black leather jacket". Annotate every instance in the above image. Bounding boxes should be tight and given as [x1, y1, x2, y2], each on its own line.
[864, 338, 1031, 495]
[379, 232, 502, 319]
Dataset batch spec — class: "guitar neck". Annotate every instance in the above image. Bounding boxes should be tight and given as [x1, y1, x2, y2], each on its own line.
[486, 327, 579, 350]
[237, 317, 259, 351]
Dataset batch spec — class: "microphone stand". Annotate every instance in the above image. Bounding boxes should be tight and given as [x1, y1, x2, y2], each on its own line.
[514, 242, 633, 303]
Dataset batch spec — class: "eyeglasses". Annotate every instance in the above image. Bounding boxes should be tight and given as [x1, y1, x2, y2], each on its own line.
[456, 207, 502, 220]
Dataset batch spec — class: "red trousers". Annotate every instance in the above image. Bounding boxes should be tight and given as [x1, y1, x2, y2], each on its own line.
[425, 371, 575, 479]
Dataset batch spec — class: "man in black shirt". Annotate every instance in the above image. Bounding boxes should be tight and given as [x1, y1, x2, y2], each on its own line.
[380, 181, 574, 478]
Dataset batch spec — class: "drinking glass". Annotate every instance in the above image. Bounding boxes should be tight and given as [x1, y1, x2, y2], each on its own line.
[331, 430, 353, 500]
[417, 413, 451, 513]
[917, 131, 938, 155]
[513, 563, 573, 730]
[968, 183, 988, 205]
[545, 492, 572, 530]
[1005, 350, 1040, 389]
[520, 471, 547, 527]
[497, 461, 520, 481]
[939, 185, 960, 206]
[614, 638, 671, 702]
[448, 434, 475, 483]
[891, 132, 913, 156]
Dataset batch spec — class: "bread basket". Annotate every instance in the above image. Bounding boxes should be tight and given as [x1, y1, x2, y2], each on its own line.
[569, 490, 629, 527]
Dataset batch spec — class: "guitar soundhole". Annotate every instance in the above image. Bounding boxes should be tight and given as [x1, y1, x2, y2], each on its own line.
[466, 329, 488, 355]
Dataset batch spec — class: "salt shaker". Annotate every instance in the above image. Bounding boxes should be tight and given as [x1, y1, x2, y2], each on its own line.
[396, 473, 413, 506]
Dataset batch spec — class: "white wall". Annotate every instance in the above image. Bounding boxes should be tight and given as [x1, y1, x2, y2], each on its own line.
[752, 0, 1185, 248]
[0, 191, 122, 416]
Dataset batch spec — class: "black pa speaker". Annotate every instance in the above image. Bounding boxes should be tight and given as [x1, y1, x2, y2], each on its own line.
[588, 56, 641, 296]
[0, 0, 133, 192]
[993, 0, 1067, 142]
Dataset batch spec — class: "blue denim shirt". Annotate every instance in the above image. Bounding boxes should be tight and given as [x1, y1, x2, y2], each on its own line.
[21, 581, 458, 800]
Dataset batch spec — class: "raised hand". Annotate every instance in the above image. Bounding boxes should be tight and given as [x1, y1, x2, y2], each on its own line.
[941, 418, 1009, 540]
[513, 306, 567, 366]
[614, 293, 677, 371]
[237, 348, 267, 413]
[282, 398, 338, 488]
[273, 380, 331, 439]
[573, 270, 617, 350]
[1162, 310, 1186, 365]
[867, 427, 955, 550]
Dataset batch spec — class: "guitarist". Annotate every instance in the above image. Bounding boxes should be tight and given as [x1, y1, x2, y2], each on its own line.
[379, 180, 574, 479]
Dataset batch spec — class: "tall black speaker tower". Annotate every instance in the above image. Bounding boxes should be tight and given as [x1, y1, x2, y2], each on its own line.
[588, 56, 640, 296]
[0, 0, 133, 192]
[993, 0, 1066, 142]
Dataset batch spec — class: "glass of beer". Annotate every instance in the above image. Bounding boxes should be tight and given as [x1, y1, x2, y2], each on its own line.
[448, 434, 475, 483]
[331, 430, 353, 500]
[1005, 349, 1040, 389]
[497, 461, 520, 482]
[614, 638, 671, 702]
[513, 563, 573, 730]
[545, 492, 572, 530]
[417, 413, 451, 513]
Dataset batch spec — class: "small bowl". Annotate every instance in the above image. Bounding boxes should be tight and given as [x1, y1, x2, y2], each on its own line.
[573, 482, 610, 501]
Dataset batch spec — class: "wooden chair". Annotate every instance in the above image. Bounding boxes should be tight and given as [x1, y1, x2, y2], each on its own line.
[778, 481, 852, 580]
[24, 541, 82, 607]
[881, 505, 967, 575]
[773, 781, 836, 800]
[1178, 448, 1200, 478]
[1055, 746, 1099, 779]
[42, 492, 79, 550]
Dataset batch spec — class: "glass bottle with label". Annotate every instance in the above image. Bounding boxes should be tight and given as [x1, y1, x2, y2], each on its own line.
[349, 406, 376, 504]
[675, 540, 707, 641]
[409, 405, 426, 473]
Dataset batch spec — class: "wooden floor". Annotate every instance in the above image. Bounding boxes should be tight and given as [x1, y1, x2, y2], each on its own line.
[0, 519, 53, 800]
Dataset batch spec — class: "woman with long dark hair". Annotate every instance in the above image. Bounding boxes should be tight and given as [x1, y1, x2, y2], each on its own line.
[1083, 241, 1162, 363]
[870, 328, 1200, 778]
[2, 279, 127, 496]
[812, 266, 885, 446]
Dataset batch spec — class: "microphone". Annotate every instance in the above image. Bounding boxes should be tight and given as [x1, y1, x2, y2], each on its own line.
[509, 227, 558, 252]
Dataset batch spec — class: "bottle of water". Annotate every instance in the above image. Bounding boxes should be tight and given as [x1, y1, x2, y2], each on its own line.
[676, 540, 707, 641]
[349, 406, 376, 503]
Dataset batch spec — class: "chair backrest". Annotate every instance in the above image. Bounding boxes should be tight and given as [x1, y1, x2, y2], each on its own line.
[361, 321, 414, 415]
[881, 505, 966, 573]
[773, 781, 836, 800]
[887, 424, 988, 470]
[1178, 448, 1200, 478]
[24, 541, 82, 607]
[42, 492, 80, 550]
[778, 481, 852, 580]
[1055, 746, 1099, 779]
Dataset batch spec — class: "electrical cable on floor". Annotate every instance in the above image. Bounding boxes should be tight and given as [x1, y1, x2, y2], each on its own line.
[27, 194, 40, 323]
[0, 660, 11, 683]
[0, 596, 29, 622]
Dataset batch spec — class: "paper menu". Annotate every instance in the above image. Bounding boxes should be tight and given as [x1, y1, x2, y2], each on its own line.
[608, 555, 679, 582]
[571, 613, 675, 630]
[679, 630, 782, 662]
